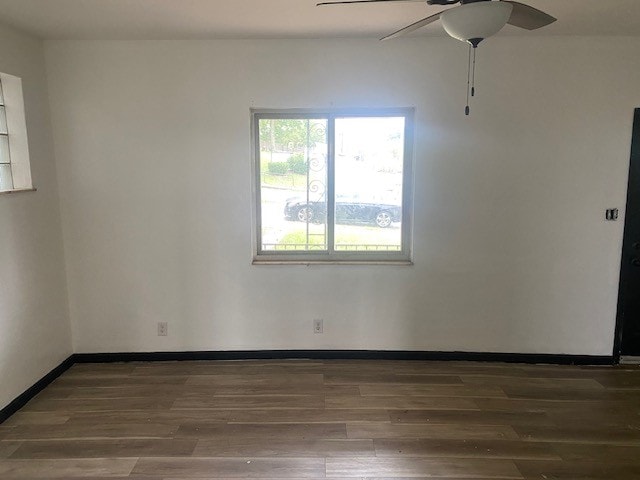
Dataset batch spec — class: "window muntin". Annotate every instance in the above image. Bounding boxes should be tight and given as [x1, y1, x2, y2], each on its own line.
[253, 109, 413, 263]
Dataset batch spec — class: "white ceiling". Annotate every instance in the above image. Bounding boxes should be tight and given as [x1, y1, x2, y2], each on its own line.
[0, 0, 638, 40]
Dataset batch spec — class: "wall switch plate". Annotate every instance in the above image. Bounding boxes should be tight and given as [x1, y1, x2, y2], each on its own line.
[606, 208, 619, 221]
[157, 322, 168, 336]
[313, 319, 323, 334]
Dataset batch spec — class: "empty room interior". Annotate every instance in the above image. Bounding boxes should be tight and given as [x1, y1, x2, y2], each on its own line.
[1, 0, 640, 478]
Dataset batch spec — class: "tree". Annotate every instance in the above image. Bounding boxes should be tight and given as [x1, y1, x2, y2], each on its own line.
[259, 119, 325, 153]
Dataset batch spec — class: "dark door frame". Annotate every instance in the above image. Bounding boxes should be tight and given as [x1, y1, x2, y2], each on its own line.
[614, 108, 640, 363]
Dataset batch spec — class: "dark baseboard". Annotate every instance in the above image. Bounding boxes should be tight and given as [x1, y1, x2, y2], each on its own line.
[0, 355, 75, 424]
[73, 350, 614, 365]
[1, 349, 614, 424]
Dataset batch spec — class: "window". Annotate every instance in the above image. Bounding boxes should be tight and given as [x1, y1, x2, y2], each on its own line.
[252, 108, 413, 264]
[0, 72, 32, 192]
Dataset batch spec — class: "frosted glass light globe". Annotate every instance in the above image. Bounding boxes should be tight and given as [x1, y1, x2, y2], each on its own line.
[441, 1, 513, 44]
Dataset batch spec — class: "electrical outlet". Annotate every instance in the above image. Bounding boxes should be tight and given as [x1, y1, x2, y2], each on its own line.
[157, 322, 168, 336]
[313, 319, 323, 334]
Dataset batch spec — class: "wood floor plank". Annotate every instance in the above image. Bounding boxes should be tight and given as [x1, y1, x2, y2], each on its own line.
[9, 438, 197, 459]
[1, 412, 70, 426]
[515, 459, 640, 479]
[388, 410, 554, 427]
[164, 478, 518, 480]
[67, 363, 139, 375]
[544, 406, 640, 428]
[52, 375, 190, 387]
[519, 366, 640, 382]
[347, 423, 518, 440]
[30, 388, 73, 401]
[58, 384, 327, 398]
[461, 376, 605, 390]
[131, 457, 325, 477]
[326, 457, 523, 478]
[325, 374, 463, 385]
[502, 385, 640, 401]
[194, 438, 374, 457]
[25, 476, 164, 480]
[326, 396, 477, 410]
[185, 374, 324, 386]
[322, 361, 527, 376]
[173, 395, 325, 410]
[133, 364, 323, 376]
[359, 385, 507, 398]
[0, 458, 137, 478]
[65, 385, 220, 399]
[514, 425, 640, 445]
[374, 438, 560, 460]
[472, 397, 628, 412]
[202, 385, 327, 396]
[592, 372, 640, 389]
[0, 423, 177, 440]
[65, 410, 231, 426]
[225, 408, 390, 424]
[552, 443, 640, 463]
[177, 422, 347, 439]
[153, 360, 324, 367]
[22, 397, 176, 412]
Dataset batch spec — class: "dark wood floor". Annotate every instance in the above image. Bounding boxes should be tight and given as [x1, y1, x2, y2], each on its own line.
[1, 359, 640, 479]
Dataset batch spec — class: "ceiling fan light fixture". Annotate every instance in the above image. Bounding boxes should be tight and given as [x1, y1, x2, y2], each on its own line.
[440, 1, 513, 44]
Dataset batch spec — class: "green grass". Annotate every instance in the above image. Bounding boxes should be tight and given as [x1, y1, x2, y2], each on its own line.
[279, 225, 401, 251]
[280, 230, 326, 246]
[261, 172, 308, 190]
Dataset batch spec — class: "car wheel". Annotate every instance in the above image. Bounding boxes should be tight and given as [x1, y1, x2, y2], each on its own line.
[375, 210, 392, 228]
[297, 206, 314, 222]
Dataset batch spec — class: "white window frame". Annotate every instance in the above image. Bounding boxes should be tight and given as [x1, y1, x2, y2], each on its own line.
[251, 107, 414, 265]
[0, 72, 33, 193]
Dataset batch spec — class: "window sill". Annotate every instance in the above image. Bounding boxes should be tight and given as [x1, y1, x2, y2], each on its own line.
[253, 259, 413, 266]
[0, 187, 37, 195]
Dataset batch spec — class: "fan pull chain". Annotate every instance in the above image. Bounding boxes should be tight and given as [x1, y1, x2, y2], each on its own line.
[465, 44, 472, 116]
[471, 45, 477, 98]
[465, 44, 479, 116]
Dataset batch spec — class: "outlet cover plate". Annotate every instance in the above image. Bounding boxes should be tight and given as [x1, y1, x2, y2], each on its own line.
[158, 322, 168, 336]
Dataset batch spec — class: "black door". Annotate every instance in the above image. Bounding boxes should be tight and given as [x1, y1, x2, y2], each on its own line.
[617, 108, 640, 357]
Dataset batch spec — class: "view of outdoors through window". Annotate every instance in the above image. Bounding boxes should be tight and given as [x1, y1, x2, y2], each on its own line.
[258, 115, 405, 254]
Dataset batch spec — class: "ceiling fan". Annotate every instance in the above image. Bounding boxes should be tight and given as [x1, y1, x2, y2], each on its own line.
[317, 0, 557, 114]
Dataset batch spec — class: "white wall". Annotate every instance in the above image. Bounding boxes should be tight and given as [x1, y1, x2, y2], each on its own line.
[0, 24, 72, 410]
[45, 37, 640, 356]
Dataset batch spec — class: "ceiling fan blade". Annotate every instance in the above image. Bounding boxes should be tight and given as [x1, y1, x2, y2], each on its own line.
[503, 1, 557, 30]
[317, 0, 421, 5]
[380, 11, 443, 41]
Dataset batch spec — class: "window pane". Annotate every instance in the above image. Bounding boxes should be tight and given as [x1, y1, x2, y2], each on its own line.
[259, 118, 328, 252]
[0, 164, 13, 190]
[0, 135, 9, 164]
[0, 106, 7, 134]
[0, 80, 4, 105]
[334, 117, 404, 252]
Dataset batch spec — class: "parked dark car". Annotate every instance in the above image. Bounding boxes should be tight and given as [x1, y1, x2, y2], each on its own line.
[284, 194, 401, 228]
